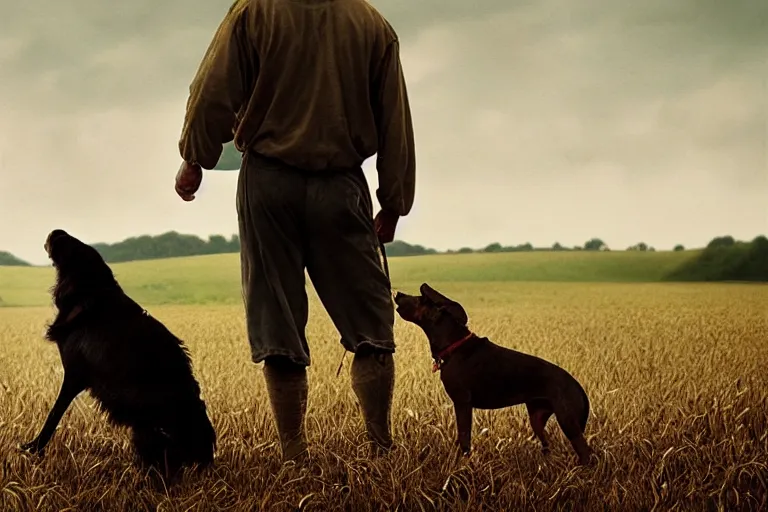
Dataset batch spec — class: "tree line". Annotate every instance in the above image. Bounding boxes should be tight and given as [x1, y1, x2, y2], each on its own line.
[0, 232, 765, 281]
[0, 233, 681, 266]
[0, 232, 240, 267]
[90, 232, 241, 263]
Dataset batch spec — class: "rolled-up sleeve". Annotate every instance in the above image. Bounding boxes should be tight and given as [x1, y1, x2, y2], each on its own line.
[372, 39, 416, 217]
[179, 0, 253, 170]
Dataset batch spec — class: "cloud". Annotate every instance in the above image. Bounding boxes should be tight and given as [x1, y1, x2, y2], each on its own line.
[0, 0, 766, 264]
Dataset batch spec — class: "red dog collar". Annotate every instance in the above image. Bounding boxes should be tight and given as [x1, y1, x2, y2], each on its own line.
[432, 332, 475, 373]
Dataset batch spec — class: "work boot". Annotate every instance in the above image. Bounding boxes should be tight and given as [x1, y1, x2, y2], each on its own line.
[263, 357, 309, 463]
[350, 348, 395, 455]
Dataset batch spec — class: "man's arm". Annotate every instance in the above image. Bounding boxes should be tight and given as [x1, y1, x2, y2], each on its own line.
[178, 0, 254, 170]
[373, 38, 416, 217]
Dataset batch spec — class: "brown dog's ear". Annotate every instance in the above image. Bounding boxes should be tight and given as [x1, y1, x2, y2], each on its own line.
[420, 283, 452, 303]
[419, 283, 468, 325]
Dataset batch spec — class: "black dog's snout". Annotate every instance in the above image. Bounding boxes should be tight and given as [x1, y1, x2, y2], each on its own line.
[394, 291, 405, 301]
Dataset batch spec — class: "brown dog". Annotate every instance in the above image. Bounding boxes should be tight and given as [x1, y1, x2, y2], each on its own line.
[394, 283, 592, 465]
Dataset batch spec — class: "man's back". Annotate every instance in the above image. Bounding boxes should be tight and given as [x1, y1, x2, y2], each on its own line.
[238, 0, 394, 170]
[180, 0, 414, 216]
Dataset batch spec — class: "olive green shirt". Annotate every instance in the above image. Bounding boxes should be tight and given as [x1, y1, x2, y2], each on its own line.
[179, 0, 416, 217]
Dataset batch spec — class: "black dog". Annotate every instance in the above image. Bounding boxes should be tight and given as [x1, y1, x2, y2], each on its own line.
[21, 229, 216, 481]
[394, 283, 593, 465]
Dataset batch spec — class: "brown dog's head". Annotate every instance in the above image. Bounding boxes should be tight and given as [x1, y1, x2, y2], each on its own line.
[394, 283, 468, 328]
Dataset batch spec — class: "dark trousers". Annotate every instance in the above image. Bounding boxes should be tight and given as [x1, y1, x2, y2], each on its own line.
[236, 151, 395, 367]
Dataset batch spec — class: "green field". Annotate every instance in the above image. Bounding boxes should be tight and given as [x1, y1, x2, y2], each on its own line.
[1, 252, 766, 510]
[0, 250, 698, 308]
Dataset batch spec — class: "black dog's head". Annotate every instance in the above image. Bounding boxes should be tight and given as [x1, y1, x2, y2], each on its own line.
[394, 283, 468, 330]
[46, 229, 108, 271]
[45, 229, 119, 306]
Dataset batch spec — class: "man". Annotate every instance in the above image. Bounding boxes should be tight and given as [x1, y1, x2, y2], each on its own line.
[174, 0, 415, 463]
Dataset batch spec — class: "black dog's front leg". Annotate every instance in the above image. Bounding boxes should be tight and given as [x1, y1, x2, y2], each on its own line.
[21, 373, 84, 455]
[453, 402, 473, 456]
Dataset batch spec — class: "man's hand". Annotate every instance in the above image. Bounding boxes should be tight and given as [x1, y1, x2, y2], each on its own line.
[374, 209, 399, 244]
[175, 161, 203, 201]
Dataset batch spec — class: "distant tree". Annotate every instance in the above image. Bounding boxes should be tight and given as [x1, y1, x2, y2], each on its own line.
[457, 247, 473, 254]
[215, 141, 243, 170]
[573, 245, 583, 251]
[627, 242, 649, 251]
[741, 235, 768, 280]
[584, 238, 607, 251]
[483, 243, 503, 253]
[706, 236, 735, 249]
[665, 234, 767, 282]
[552, 242, 564, 251]
[517, 242, 534, 252]
[673, 244, 685, 252]
[384, 240, 438, 257]
[207, 235, 230, 254]
[648, 247, 656, 252]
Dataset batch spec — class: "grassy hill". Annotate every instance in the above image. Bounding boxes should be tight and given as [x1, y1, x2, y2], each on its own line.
[0, 251, 30, 266]
[0, 250, 699, 308]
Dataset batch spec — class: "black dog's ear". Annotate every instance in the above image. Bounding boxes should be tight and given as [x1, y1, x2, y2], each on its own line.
[419, 283, 468, 325]
[49, 229, 69, 241]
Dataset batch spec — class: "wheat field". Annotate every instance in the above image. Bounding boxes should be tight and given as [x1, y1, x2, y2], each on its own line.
[1, 281, 766, 511]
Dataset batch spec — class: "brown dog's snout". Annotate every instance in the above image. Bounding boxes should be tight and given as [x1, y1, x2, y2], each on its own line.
[393, 291, 413, 306]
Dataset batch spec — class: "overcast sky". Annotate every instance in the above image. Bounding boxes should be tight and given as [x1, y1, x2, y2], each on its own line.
[1, 0, 766, 265]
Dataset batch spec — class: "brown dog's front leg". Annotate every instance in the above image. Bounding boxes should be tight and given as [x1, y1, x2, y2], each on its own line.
[453, 402, 473, 456]
[20, 373, 84, 455]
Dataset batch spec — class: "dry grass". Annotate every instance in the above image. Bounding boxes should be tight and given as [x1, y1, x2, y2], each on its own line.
[1, 282, 766, 511]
